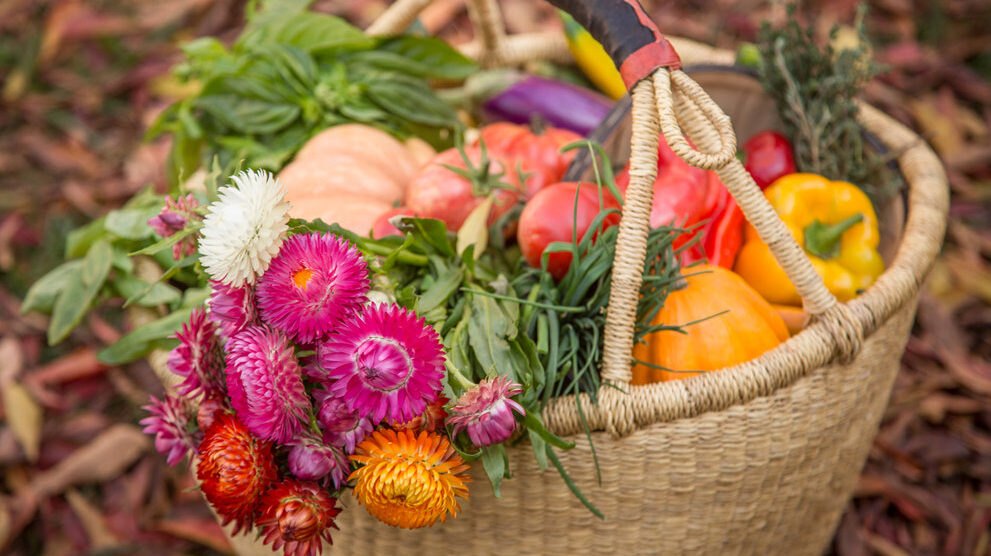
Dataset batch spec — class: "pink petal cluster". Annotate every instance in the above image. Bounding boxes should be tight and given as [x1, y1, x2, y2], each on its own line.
[320, 304, 445, 423]
[287, 434, 349, 488]
[225, 326, 310, 443]
[167, 308, 224, 398]
[448, 375, 525, 447]
[140, 394, 199, 466]
[208, 280, 257, 338]
[313, 388, 373, 453]
[147, 193, 201, 260]
[256, 232, 369, 344]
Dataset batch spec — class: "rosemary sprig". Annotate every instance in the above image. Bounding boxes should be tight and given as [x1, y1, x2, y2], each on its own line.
[756, 3, 902, 202]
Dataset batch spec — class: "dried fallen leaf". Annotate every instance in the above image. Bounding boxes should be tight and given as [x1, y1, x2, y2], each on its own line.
[28, 424, 150, 498]
[1, 382, 42, 462]
[64, 489, 119, 550]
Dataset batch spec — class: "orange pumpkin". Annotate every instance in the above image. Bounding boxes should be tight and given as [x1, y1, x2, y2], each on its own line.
[631, 265, 790, 384]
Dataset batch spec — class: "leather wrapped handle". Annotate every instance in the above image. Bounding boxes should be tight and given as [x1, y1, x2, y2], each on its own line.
[548, 0, 681, 88]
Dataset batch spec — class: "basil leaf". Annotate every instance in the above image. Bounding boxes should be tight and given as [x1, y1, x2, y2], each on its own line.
[245, 12, 373, 53]
[21, 260, 84, 314]
[195, 95, 300, 135]
[97, 308, 192, 365]
[365, 78, 457, 127]
[376, 36, 478, 79]
[479, 444, 509, 498]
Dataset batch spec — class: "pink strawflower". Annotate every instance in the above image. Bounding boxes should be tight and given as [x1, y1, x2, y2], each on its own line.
[313, 388, 373, 453]
[207, 280, 257, 338]
[447, 375, 525, 447]
[225, 326, 310, 443]
[140, 394, 199, 466]
[321, 304, 444, 423]
[288, 433, 350, 488]
[167, 308, 224, 398]
[256, 232, 369, 344]
[148, 193, 201, 260]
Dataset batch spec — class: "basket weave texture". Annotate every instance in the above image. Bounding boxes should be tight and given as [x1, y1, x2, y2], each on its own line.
[137, 1, 950, 554]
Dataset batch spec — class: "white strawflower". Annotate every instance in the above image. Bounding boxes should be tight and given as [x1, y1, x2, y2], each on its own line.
[199, 170, 290, 287]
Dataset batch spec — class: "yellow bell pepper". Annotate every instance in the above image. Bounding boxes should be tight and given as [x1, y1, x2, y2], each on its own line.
[559, 11, 627, 100]
[734, 173, 884, 306]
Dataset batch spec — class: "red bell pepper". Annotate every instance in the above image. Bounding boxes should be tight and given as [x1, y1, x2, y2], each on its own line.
[615, 138, 744, 269]
[742, 130, 796, 189]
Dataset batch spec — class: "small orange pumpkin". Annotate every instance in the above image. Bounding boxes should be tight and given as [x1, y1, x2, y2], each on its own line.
[631, 265, 790, 384]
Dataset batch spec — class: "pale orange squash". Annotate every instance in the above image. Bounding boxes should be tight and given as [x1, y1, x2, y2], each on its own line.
[631, 265, 790, 384]
[277, 124, 435, 234]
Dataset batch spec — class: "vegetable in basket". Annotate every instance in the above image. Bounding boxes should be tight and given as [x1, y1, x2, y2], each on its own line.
[631, 265, 790, 384]
[558, 11, 627, 100]
[742, 130, 796, 190]
[615, 137, 745, 269]
[277, 124, 433, 234]
[474, 122, 583, 198]
[734, 173, 885, 305]
[463, 69, 613, 136]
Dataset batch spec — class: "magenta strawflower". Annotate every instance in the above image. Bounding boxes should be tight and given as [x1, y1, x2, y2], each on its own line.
[208, 280, 257, 338]
[167, 308, 224, 398]
[256, 232, 369, 344]
[288, 433, 350, 488]
[140, 394, 199, 466]
[320, 304, 444, 423]
[447, 375, 525, 447]
[225, 326, 310, 443]
[313, 388, 373, 453]
[147, 193, 201, 260]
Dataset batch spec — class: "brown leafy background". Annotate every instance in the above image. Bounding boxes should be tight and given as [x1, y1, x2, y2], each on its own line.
[0, 0, 989, 554]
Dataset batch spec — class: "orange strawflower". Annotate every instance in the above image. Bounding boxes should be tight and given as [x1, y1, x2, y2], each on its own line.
[349, 428, 470, 529]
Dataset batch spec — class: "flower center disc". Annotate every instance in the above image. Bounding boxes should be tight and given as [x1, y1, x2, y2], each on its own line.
[292, 268, 315, 289]
[355, 338, 412, 392]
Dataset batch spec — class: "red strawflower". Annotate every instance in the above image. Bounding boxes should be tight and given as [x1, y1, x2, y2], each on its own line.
[393, 396, 449, 433]
[256, 479, 341, 556]
[196, 414, 278, 534]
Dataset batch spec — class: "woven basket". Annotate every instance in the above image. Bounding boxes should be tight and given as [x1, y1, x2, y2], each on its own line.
[135, 0, 949, 554]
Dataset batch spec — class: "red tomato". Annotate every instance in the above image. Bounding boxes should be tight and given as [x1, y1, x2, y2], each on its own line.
[476, 123, 582, 198]
[405, 146, 522, 232]
[517, 182, 621, 280]
[371, 206, 418, 238]
[742, 130, 796, 189]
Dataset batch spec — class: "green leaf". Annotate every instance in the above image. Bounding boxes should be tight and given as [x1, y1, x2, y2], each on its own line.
[82, 240, 113, 287]
[479, 444, 508, 498]
[21, 260, 84, 314]
[546, 445, 603, 519]
[104, 208, 158, 240]
[130, 225, 200, 256]
[244, 12, 373, 53]
[195, 95, 300, 135]
[406, 218, 455, 258]
[48, 240, 112, 345]
[365, 77, 457, 127]
[65, 217, 107, 258]
[376, 36, 479, 80]
[97, 308, 193, 365]
[467, 295, 515, 381]
[166, 130, 202, 189]
[113, 275, 182, 307]
[416, 266, 463, 314]
[528, 428, 549, 471]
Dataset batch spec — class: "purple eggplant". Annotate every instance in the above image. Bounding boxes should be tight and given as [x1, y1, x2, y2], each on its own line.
[465, 70, 613, 136]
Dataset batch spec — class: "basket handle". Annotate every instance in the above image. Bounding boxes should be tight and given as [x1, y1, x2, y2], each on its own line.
[366, 0, 865, 436]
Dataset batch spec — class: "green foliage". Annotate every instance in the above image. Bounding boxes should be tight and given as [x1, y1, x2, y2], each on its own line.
[756, 3, 901, 202]
[150, 6, 477, 185]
